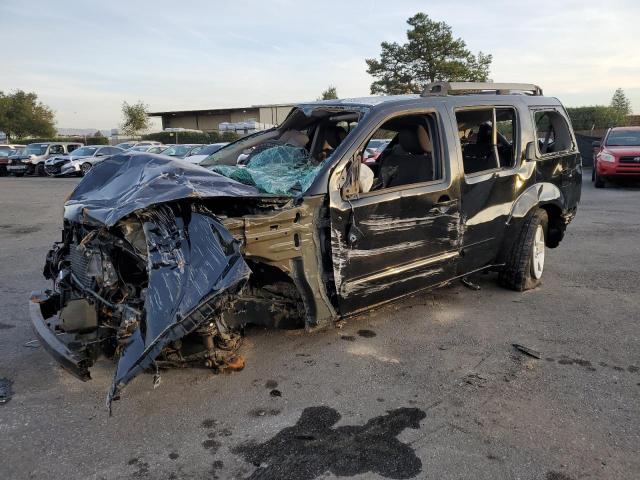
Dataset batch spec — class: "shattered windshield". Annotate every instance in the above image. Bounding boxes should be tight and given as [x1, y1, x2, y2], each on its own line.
[204, 106, 366, 195]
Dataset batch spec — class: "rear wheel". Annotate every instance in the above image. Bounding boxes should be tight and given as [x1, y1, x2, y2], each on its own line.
[499, 209, 548, 291]
[594, 167, 605, 188]
[80, 163, 92, 176]
[35, 163, 45, 176]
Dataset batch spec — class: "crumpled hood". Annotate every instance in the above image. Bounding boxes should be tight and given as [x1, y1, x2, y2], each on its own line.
[64, 153, 266, 227]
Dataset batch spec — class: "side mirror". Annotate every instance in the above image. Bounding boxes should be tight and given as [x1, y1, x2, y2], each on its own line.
[591, 141, 600, 148]
[524, 141, 536, 162]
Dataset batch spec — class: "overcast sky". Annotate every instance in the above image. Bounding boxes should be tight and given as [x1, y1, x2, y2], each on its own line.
[1, 0, 638, 130]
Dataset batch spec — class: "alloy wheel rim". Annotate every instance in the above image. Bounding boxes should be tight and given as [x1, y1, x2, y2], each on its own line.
[531, 224, 545, 279]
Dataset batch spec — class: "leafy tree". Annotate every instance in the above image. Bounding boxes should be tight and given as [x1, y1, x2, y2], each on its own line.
[610, 88, 631, 125]
[93, 130, 103, 137]
[318, 86, 338, 100]
[366, 13, 492, 94]
[0, 90, 56, 141]
[120, 100, 151, 137]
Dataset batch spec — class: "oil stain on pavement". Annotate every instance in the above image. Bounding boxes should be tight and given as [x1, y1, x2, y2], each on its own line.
[233, 405, 426, 479]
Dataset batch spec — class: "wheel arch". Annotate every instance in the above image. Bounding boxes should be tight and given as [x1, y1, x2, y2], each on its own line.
[505, 182, 565, 250]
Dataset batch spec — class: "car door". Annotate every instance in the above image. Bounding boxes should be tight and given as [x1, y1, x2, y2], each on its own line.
[451, 105, 522, 273]
[328, 108, 462, 315]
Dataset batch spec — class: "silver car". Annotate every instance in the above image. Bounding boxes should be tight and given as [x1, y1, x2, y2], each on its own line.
[46, 145, 125, 176]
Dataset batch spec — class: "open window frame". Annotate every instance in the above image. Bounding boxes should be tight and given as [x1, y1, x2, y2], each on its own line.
[338, 107, 449, 202]
[454, 105, 521, 184]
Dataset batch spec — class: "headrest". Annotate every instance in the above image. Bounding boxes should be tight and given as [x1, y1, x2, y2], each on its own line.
[279, 130, 309, 148]
[325, 125, 348, 149]
[398, 125, 432, 154]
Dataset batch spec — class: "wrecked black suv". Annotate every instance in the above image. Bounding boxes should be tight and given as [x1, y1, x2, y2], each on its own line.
[30, 82, 581, 406]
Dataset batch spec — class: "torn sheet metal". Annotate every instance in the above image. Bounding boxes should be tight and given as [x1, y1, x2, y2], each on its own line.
[107, 205, 251, 406]
[64, 153, 266, 227]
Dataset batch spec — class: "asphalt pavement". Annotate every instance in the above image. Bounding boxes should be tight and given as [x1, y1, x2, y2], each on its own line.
[0, 173, 638, 480]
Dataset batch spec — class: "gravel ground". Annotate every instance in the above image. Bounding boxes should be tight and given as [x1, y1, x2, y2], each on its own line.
[0, 173, 638, 480]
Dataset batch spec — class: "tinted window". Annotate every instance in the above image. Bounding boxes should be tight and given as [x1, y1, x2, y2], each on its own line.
[605, 129, 640, 146]
[534, 110, 573, 154]
[49, 145, 64, 155]
[67, 144, 81, 153]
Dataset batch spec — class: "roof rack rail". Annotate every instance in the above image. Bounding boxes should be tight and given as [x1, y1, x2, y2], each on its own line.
[421, 81, 543, 97]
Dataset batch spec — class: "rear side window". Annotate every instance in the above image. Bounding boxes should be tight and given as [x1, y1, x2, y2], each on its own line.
[534, 110, 573, 155]
[67, 144, 81, 153]
[456, 107, 517, 175]
[49, 144, 64, 155]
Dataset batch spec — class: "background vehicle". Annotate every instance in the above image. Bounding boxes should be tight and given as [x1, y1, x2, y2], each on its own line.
[115, 141, 162, 150]
[161, 143, 203, 159]
[7, 142, 83, 176]
[362, 138, 391, 164]
[48, 145, 125, 176]
[182, 142, 229, 164]
[126, 144, 168, 153]
[0, 144, 26, 176]
[592, 126, 640, 188]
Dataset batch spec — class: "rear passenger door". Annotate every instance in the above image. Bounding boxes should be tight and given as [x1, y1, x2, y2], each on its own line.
[453, 105, 521, 273]
[329, 109, 462, 315]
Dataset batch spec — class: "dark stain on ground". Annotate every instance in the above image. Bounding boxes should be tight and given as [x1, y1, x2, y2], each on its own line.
[546, 471, 576, 480]
[357, 329, 377, 338]
[203, 438, 221, 454]
[232, 405, 426, 480]
[0, 322, 14, 330]
[628, 365, 639, 373]
[265, 379, 278, 389]
[249, 408, 281, 417]
[270, 389, 282, 397]
[168, 452, 179, 460]
[127, 458, 150, 478]
[340, 335, 356, 342]
[0, 224, 41, 235]
[202, 418, 217, 428]
[557, 356, 596, 371]
[0, 377, 13, 404]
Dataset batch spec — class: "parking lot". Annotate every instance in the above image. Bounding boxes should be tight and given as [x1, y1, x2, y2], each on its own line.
[0, 173, 638, 480]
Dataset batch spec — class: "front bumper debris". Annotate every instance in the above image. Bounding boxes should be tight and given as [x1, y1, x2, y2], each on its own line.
[29, 290, 91, 381]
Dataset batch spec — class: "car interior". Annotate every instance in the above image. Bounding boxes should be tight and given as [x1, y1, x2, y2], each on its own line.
[456, 108, 516, 174]
[535, 110, 572, 154]
[359, 114, 440, 192]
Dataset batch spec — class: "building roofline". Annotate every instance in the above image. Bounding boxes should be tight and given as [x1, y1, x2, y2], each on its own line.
[148, 103, 296, 117]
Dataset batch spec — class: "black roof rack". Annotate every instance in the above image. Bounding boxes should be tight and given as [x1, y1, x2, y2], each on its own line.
[421, 82, 543, 97]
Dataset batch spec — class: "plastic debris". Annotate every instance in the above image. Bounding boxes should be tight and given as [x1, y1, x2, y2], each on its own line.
[512, 343, 541, 359]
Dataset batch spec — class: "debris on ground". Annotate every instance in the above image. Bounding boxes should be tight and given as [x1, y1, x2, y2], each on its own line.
[23, 339, 40, 348]
[0, 378, 13, 404]
[512, 343, 541, 359]
[461, 277, 481, 291]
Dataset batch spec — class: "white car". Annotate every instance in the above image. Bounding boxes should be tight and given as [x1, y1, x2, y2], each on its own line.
[53, 145, 125, 176]
[183, 143, 229, 165]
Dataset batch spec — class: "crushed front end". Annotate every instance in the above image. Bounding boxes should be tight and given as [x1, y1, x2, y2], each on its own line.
[31, 202, 251, 406]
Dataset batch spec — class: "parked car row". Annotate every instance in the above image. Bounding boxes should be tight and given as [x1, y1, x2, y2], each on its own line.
[2, 141, 230, 177]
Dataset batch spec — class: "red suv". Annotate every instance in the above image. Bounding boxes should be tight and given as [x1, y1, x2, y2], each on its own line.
[592, 126, 640, 188]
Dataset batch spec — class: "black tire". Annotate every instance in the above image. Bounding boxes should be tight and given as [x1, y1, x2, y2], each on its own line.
[594, 167, 605, 188]
[499, 209, 548, 292]
[80, 162, 92, 176]
[13, 172, 24, 177]
[591, 165, 595, 182]
[35, 163, 46, 176]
